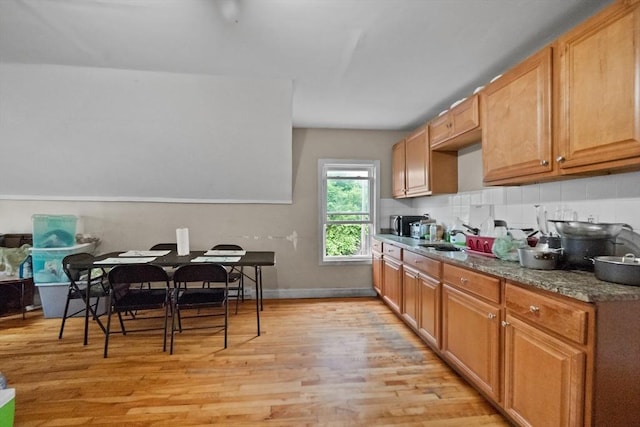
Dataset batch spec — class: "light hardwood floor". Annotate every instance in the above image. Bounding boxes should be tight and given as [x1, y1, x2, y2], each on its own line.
[0, 297, 510, 426]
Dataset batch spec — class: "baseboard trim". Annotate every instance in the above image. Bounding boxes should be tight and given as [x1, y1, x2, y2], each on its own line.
[244, 288, 377, 299]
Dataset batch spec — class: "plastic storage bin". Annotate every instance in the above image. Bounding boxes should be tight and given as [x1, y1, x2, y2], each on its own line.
[0, 388, 15, 427]
[30, 243, 95, 284]
[32, 214, 77, 248]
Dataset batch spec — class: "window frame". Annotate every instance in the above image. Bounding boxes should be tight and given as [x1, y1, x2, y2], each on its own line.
[318, 159, 380, 265]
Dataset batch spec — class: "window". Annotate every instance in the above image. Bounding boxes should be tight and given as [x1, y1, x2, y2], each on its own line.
[318, 159, 379, 264]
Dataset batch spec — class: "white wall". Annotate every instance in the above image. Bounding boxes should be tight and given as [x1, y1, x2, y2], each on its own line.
[0, 128, 406, 298]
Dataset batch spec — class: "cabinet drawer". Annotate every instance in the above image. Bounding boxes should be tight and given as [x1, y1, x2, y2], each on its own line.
[403, 251, 440, 279]
[383, 244, 402, 261]
[505, 282, 591, 345]
[443, 263, 500, 304]
[372, 239, 383, 253]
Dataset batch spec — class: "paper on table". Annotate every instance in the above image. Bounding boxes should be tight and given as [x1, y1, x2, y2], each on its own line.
[191, 256, 242, 263]
[95, 257, 157, 265]
[204, 250, 246, 256]
[119, 250, 171, 257]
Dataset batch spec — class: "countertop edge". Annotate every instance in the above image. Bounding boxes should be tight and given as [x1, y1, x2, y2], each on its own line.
[374, 234, 640, 303]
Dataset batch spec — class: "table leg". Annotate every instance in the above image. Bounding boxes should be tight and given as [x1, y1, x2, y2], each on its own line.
[20, 280, 25, 320]
[84, 269, 91, 346]
[255, 266, 260, 336]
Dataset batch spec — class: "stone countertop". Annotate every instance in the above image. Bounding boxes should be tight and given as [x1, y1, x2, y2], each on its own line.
[375, 234, 640, 303]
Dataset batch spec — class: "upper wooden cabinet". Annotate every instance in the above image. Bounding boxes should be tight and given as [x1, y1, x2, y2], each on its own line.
[555, 0, 640, 174]
[482, 1, 640, 185]
[392, 140, 406, 198]
[392, 125, 458, 199]
[482, 47, 554, 184]
[405, 126, 430, 197]
[430, 94, 482, 151]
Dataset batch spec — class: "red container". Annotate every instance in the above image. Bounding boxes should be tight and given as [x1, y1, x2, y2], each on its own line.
[466, 236, 496, 254]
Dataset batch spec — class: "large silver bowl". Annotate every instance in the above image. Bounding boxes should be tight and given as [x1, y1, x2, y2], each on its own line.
[548, 220, 632, 239]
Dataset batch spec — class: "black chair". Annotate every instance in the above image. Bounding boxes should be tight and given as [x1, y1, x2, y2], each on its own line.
[149, 243, 178, 251]
[211, 244, 244, 313]
[170, 263, 229, 354]
[103, 264, 171, 358]
[59, 253, 108, 344]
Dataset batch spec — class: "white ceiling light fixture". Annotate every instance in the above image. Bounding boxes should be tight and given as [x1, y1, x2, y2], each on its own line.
[219, 0, 241, 23]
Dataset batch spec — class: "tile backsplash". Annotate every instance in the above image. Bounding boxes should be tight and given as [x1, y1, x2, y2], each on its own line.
[380, 170, 640, 232]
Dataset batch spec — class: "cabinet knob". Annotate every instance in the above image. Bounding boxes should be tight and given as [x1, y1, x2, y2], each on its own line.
[501, 320, 510, 327]
[529, 305, 540, 313]
[459, 277, 468, 284]
[540, 159, 549, 166]
[556, 156, 566, 163]
[487, 313, 497, 320]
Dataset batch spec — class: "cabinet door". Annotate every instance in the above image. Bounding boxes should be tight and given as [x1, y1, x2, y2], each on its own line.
[392, 140, 406, 198]
[504, 314, 586, 427]
[405, 126, 430, 197]
[450, 95, 481, 140]
[402, 266, 419, 329]
[382, 258, 402, 313]
[556, 1, 640, 173]
[441, 284, 501, 401]
[418, 273, 440, 349]
[482, 47, 554, 184]
[372, 250, 383, 295]
[429, 113, 452, 147]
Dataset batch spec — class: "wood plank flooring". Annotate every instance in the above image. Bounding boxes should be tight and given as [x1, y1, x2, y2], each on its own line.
[0, 297, 510, 426]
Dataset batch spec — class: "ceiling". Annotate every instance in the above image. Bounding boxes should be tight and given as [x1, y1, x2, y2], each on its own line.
[0, 0, 612, 131]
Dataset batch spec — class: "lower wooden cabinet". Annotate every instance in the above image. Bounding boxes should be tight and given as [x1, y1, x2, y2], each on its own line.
[372, 239, 383, 295]
[441, 284, 502, 402]
[417, 273, 440, 349]
[373, 240, 640, 426]
[503, 314, 586, 427]
[382, 256, 402, 314]
[402, 265, 420, 329]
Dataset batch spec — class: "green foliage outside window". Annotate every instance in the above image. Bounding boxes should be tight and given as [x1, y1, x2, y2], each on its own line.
[325, 178, 369, 256]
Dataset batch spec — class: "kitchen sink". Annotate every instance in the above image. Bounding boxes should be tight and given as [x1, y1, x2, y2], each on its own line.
[418, 243, 463, 252]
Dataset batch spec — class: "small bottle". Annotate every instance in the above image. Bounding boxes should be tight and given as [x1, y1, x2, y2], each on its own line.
[429, 224, 438, 242]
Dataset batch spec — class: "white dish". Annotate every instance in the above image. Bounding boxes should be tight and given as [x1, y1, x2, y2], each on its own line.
[450, 97, 467, 109]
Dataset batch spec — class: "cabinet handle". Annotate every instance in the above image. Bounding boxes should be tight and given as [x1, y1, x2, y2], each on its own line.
[529, 305, 540, 313]
[540, 159, 549, 166]
[487, 313, 496, 320]
[459, 277, 468, 285]
[501, 320, 510, 327]
[556, 156, 566, 163]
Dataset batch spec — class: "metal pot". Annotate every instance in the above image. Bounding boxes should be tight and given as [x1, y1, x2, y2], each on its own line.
[549, 220, 632, 239]
[517, 247, 562, 270]
[561, 237, 615, 269]
[593, 254, 640, 286]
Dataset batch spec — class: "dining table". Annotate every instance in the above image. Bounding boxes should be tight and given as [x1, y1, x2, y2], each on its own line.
[69, 249, 276, 345]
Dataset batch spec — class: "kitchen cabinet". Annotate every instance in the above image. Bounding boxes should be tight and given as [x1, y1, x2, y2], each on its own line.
[392, 140, 406, 198]
[482, 1, 640, 185]
[482, 47, 554, 184]
[373, 236, 640, 426]
[381, 244, 402, 313]
[430, 94, 482, 151]
[401, 265, 420, 330]
[372, 239, 383, 295]
[441, 264, 502, 402]
[402, 251, 441, 342]
[392, 125, 458, 199]
[404, 251, 441, 349]
[503, 282, 590, 427]
[555, 0, 640, 175]
[404, 126, 430, 197]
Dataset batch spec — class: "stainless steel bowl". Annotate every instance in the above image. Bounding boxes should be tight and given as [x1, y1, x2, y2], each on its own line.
[517, 247, 562, 270]
[548, 220, 632, 239]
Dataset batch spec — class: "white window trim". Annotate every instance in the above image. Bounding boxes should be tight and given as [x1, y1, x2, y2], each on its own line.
[318, 159, 380, 266]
